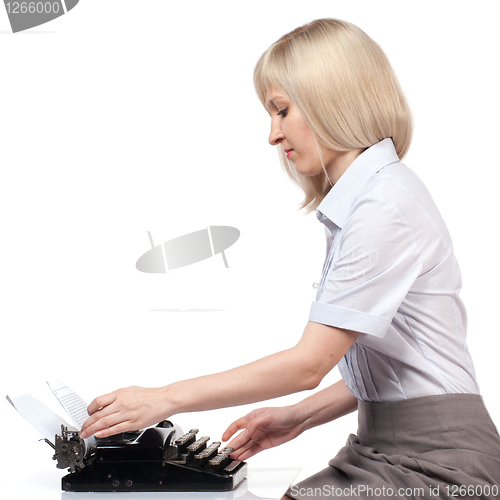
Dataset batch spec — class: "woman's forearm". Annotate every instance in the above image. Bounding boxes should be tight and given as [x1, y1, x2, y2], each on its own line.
[82, 348, 316, 439]
[295, 379, 359, 433]
[80, 322, 359, 439]
[161, 348, 319, 415]
[162, 324, 359, 415]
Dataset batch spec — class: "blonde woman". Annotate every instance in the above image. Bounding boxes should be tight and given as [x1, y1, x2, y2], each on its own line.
[81, 19, 500, 499]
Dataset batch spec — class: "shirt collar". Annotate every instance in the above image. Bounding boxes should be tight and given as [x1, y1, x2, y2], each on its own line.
[316, 138, 400, 229]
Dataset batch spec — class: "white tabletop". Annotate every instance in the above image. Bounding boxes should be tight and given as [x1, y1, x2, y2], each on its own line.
[1, 466, 300, 500]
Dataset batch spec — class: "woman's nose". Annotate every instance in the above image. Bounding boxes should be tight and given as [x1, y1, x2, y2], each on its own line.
[268, 120, 285, 146]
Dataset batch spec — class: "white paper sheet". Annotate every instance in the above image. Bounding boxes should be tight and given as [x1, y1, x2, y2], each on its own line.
[7, 382, 95, 453]
[5, 394, 75, 442]
[46, 380, 89, 429]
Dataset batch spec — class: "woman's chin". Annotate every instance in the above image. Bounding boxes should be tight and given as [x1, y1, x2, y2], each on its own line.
[293, 164, 323, 177]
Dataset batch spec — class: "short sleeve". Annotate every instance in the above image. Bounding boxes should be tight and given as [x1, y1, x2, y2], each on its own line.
[310, 195, 423, 337]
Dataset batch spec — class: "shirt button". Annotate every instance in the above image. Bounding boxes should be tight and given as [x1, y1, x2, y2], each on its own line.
[312, 282, 319, 289]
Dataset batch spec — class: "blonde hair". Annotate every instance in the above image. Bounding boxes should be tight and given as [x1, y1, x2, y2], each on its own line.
[254, 18, 413, 212]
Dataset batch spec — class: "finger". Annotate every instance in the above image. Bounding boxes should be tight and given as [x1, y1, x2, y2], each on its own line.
[222, 407, 271, 441]
[222, 416, 250, 442]
[94, 420, 135, 439]
[244, 413, 273, 438]
[229, 429, 265, 458]
[226, 428, 251, 451]
[81, 413, 103, 436]
[87, 392, 117, 416]
[225, 414, 270, 455]
[81, 402, 120, 436]
[235, 442, 265, 461]
[81, 410, 129, 438]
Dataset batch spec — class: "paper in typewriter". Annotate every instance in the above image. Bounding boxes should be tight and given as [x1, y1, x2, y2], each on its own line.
[6, 393, 76, 442]
[6, 381, 95, 452]
[46, 379, 89, 429]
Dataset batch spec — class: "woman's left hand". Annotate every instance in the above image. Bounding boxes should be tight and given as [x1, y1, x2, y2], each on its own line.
[222, 405, 307, 460]
[80, 386, 170, 439]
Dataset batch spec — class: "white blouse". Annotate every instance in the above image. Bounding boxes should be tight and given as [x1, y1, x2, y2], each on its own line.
[310, 138, 479, 402]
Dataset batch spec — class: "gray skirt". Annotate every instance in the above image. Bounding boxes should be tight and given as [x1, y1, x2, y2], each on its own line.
[287, 394, 500, 500]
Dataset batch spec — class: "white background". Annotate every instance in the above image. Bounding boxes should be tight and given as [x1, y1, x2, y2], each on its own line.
[1, 0, 499, 493]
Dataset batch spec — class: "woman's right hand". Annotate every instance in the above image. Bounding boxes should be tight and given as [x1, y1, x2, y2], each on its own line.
[221, 405, 307, 460]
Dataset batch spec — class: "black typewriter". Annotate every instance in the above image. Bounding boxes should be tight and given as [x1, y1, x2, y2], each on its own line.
[50, 421, 247, 492]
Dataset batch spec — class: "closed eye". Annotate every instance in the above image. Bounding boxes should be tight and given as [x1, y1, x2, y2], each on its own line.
[277, 106, 289, 117]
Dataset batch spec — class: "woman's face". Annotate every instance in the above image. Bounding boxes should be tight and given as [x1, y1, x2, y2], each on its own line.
[265, 87, 344, 182]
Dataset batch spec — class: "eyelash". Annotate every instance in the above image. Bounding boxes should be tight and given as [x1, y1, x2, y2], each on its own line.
[277, 106, 289, 117]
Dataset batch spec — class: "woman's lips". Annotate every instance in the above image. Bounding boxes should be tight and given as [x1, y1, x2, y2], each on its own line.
[285, 149, 294, 159]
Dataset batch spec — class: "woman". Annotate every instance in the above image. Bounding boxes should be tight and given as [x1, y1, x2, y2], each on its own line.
[80, 19, 500, 499]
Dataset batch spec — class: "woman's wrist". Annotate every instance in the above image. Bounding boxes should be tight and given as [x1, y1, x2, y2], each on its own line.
[289, 380, 359, 434]
[292, 399, 315, 433]
[158, 383, 184, 419]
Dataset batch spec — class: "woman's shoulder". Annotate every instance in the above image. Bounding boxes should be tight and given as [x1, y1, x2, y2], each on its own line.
[351, 161, 453, 252]
[357, 162, 440, 219]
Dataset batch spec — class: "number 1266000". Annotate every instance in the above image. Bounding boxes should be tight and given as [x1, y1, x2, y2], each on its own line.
[5, 2, 61, 14]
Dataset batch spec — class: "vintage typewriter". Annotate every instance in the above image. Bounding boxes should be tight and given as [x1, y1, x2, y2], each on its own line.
[49, 420, 247, 492]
